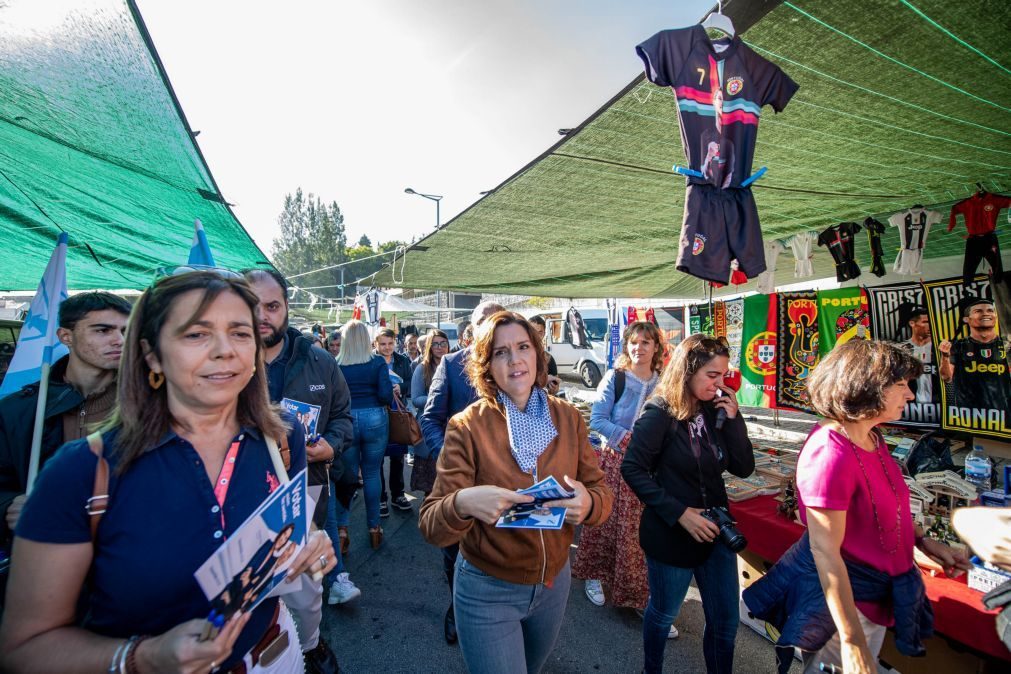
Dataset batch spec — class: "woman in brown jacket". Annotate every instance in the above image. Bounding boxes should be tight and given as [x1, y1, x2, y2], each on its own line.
[419, 311, 613, 674]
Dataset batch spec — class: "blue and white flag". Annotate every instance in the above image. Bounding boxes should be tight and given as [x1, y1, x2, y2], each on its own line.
[0, 233, 70, 397]
[606, 299, 622, 369]
[188, 218, 216, 266]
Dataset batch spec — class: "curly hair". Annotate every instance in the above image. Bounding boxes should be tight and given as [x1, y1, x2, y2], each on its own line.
[653, 334, 730, 420]
[466, 311, 548, 400]
[614, 321, 666, 373]
[806, 339, 922, 422]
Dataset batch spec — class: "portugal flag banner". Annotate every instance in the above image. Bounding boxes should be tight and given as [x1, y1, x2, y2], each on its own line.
[923, 275, 1010, 440]
[739, 293, 777, 407]
[817, 287, 869, 356]
[777, 291, 819, 413]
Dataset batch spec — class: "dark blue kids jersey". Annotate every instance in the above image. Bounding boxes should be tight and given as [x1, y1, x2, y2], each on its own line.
[636, 25, 798, 189]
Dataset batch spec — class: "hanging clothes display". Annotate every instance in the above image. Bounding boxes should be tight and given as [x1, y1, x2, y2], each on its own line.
[889, 206, 940, 276]
[636, 24, 798, 285]
[817, 222, 862, 282]
[789, 231, 817, 279]
[364, 288, 381, 325]
[754, 239, 785, 294]
[863, 217, 887, 277]
[949, 191, 1011, 287]
[566, 307, 590, 348]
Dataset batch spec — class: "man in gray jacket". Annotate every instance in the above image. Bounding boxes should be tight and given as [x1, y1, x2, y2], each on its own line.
[246, 269, 353, 674]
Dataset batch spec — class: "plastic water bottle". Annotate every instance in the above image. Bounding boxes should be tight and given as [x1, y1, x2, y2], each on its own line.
[964, 444, 992, 493]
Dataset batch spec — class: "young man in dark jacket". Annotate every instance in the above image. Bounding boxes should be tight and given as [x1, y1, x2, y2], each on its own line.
[374, 327, 413, 515]
[0, 292, 130, 540]
[246, 269, 353, 674]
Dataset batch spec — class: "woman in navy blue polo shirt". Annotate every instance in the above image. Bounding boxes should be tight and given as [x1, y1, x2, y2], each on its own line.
[0, 271, 334, 673]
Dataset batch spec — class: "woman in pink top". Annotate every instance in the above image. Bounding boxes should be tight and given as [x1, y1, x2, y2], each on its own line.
[798, 340, 970, 674]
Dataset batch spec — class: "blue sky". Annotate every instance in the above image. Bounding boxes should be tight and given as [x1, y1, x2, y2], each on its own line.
[136, 0, 713, 255]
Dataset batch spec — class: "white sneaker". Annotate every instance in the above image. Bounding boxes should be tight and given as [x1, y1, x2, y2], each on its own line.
[584, 579, 605, 606]
[668, 625, 679, 639]
[327, 572, 362, 605]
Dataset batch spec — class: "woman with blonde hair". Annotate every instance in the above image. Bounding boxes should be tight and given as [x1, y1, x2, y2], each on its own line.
[622, 334, 754, 674]
[336, 320, 393, 549]
[0, 271, 332, 673]
[420, 311, 613, 673]
[573, 322, 669, 624]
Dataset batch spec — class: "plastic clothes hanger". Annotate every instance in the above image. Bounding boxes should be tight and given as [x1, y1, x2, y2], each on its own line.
[702, 1, 736, 39]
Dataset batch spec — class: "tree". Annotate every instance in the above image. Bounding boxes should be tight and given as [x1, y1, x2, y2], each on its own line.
[271, 188, 347, 296]
[270, 189, 406, 304]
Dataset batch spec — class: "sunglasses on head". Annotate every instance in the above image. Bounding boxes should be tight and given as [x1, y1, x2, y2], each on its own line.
[153, 264, 244, 281]
[695, 335, 730, 357]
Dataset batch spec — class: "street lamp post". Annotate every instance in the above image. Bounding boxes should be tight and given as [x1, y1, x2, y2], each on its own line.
[405, 187, 444, 324]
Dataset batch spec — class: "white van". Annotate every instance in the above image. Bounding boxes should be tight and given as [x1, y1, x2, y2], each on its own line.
[528, 309, 609, 388]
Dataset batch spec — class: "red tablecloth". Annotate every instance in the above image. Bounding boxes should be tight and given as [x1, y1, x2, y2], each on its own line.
[729, 495, 1010, 662]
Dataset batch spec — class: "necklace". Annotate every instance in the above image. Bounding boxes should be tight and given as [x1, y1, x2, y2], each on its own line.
[839, 425, 903, 556]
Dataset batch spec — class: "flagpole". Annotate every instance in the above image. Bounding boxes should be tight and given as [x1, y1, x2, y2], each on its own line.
[25, 360, 52, 495]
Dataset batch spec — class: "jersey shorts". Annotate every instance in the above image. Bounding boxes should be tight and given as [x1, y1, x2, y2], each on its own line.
[677, 183, 764, 285]
[894, 248, 924, 276]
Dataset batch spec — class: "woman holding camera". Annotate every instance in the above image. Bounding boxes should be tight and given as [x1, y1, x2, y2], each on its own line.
[622, 334, 754, 674]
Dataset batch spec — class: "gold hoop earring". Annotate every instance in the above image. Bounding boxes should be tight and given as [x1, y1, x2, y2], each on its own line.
[148, 370, 165, 390]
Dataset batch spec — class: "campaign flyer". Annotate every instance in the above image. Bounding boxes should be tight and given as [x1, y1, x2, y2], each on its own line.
[194, 468, 308, 618]
[280, 397, 321, 440]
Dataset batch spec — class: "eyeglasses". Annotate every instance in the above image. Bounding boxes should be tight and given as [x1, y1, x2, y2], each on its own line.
[431, 340, 450, 349]
[153, 264, 244, 280]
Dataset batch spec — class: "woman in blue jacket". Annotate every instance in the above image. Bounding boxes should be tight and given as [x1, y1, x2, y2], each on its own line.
[337, 321, 393, 550]
[572, 322, 666, 617]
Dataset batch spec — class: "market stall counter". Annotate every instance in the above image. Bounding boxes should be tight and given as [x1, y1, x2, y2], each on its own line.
[729, 495, 1009, 664]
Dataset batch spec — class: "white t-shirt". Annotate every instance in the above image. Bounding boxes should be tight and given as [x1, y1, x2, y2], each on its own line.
[755, 239, 786, 294]
[790, 231, 817, 278]
[888, 208, 941, 251]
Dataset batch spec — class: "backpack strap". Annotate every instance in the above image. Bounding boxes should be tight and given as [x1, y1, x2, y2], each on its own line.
[614, 369, 626, 404]
[85, 432, 109, 540]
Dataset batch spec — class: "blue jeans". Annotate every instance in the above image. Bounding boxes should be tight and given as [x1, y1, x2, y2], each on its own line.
[453, 556, 570, 674]
[643, 545, 739, 674]
[323, 478, 346, 584]
[336, 407, 388, 529]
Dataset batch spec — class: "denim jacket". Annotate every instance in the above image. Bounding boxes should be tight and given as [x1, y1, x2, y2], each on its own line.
[743, 532, 933, 674]
[590, 368, 658, 449]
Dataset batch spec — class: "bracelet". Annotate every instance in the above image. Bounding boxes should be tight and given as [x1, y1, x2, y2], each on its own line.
[108, 641, 127, 673]
[124, 635, 150, 674]
[116, 636, 137, 674]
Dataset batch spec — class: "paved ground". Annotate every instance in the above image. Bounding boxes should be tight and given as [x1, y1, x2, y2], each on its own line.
[319, 379, 815, 673]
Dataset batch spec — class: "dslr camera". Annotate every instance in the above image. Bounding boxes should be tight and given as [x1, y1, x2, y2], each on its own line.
[701, 506, 747, 552]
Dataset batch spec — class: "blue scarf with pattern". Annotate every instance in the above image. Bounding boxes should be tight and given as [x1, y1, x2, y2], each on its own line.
[498, 387, 558, 474]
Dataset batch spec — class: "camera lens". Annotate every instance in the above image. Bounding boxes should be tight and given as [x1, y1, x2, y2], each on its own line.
[719, 526, 748, 553]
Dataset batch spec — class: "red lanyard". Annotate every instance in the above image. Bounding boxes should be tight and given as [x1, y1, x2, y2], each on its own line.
[212, 440, 242, 529]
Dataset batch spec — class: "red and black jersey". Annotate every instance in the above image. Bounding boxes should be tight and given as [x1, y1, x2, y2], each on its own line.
[817, 222, 862, 281]
[948, 192, 1011, 236]
[636, 25, 798, 189]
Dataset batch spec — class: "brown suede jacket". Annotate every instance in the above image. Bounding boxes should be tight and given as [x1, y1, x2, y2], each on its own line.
[419, 394, 613, 586]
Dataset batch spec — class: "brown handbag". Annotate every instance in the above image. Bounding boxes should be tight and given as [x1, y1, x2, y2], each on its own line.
[388, 392, 422, 445]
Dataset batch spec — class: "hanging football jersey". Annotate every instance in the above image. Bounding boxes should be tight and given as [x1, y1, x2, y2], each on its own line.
[888, 207, 940, 276]
[364, 288, 381, 325]
[789, 231, 817, 279]
[755, 239, 785, 294]
[949, 192, 1010, 286]
[863, 217, 886, 277]
[636, 25, 798, 285]
[817, 222, 862, 282]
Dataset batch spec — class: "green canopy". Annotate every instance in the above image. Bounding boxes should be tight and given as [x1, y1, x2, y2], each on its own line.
[0, 0, 272, 291]
[377, 0, 1011, 298]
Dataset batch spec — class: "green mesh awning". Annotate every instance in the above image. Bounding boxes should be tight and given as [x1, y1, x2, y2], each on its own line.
[377, 0, 1011, 298]
[0, 0, 272, 291]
